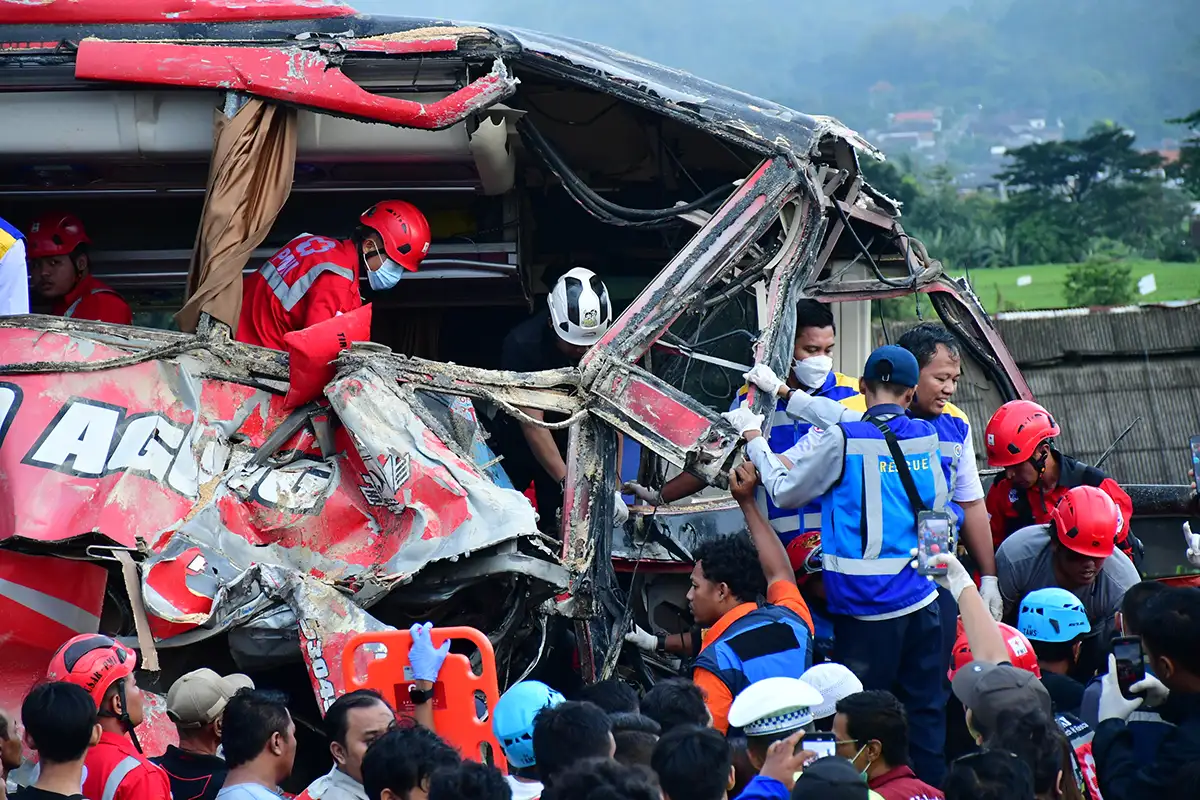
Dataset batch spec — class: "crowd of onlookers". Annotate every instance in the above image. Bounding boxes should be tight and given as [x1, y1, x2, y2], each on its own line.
[1, 297, 1199, 800]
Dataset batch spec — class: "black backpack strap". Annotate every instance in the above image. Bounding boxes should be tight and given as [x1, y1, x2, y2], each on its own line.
[866, 416, 928, 523]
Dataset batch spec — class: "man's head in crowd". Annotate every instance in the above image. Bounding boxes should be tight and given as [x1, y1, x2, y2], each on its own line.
[858, 345, 920, 410]
[362, 723, 460, 800]
[832, 691, 911, 780]
[531, 700, 615, 787]
[493, 680, 563, 780]
[540, 759, 661, 800]
[1017, 588, 1091, 674]
[572, 678, 639, 715]
[641, 678, 711, 734]
[0, 707, 23, 773]
[790, 300, 837, 390]
[791, 756, 876, 800]
[167, 668, 255, 755]
[1119, 579, 1167, 636]
[426, 762, 510, 800]
[688, 534, 766, 627]
[325, 689, 397, 783]
[951, 662, 1053, 745]
[984, 710, 1076, 800]
[801, 663, 864, 733]
[610, 712, 660, 769]
[21, 682, 100, 766]
[221, 689, 297, 785]
[729, 677, 821, 770]
[1138, 586, 1200, 693]
[944, 750, 1036, 800]
[651, 725, 734, 800]
[1047, 486, 1118, 590]
[896, 323, 962, 418]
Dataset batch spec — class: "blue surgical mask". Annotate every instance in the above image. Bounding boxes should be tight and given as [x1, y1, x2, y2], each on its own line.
[365, 243, 405, 291]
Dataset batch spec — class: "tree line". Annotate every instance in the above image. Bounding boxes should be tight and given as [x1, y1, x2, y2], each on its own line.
[862, 115, 1199, 308]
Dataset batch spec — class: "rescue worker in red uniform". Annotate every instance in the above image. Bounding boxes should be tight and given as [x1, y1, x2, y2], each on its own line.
[984, 399, 1141, 566]
[46, 634, 172, 800]
[237, 200, 430, 350]
[26, 212, 132, 325]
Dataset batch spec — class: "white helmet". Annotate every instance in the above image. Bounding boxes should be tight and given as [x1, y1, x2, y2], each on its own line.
[548, 267, 613, 346]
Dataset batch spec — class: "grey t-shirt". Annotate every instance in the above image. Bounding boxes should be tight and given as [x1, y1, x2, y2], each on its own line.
[216, 784, 283, 800]
[995, 524, 1140, 628]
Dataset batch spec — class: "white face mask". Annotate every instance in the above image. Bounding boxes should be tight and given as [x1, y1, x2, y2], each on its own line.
[792, 354, 833, 388]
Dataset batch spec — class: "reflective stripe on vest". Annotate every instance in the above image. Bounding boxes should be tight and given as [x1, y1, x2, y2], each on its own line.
[64, 287, 119, 319]
[821, 415, 949, 617]
[101, 756, 142, 800]
[259, 259, 355, 312]
[840, 433, 948, 558]
[692, 605, 812, 700]
[736, 373, 858, 544]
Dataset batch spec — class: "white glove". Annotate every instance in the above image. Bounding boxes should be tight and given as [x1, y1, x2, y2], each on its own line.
[1129, 673, 1170, 708]
[721, 407, 765, 436]
[624, 624, 657, 652]
[613, 491, 630, 526]
[743, 364, 786, 398]
[1098, 653, 1144, 722]
[911, 550, 974, 601]
[622, 481, 664, 506]
[1185, 521, 1200, 569]
[979, 576, 1004, 621]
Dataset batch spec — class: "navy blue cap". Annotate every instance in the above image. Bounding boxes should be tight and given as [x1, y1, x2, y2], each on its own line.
[862, 345, 920, 388]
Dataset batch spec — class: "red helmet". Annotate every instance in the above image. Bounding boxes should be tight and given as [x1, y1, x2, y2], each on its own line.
[359, 200, 431, 272]
[26, 212, 91, 259]
[984, 400, 1060, 468]
[949, 622, 1041, 680]
[786, 531, 823, 588]
[46, 633, 137, 708]
[1051, 485, 1118, 559]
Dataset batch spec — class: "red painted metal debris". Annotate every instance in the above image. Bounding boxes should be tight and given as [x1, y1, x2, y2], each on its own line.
[74, 40, 518, 130]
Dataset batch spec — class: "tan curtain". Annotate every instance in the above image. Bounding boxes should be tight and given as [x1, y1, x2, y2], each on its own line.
[176, 98, 297, 333]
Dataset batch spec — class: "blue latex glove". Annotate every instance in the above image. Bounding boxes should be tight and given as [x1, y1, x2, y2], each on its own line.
[409, 622, 450, 682]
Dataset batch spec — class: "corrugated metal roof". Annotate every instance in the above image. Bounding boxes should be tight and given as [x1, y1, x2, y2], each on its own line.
[995, 305, 1200, 365]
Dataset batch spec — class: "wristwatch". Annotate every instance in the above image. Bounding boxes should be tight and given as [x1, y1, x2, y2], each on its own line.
[656, 632, 668, 653]
[408, 684, 435, 705]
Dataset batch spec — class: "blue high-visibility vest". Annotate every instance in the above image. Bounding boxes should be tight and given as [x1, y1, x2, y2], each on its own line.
[821, 408, 951, 619]
[692, 604, 813, 699]
[929, 406, 971, 531]
[732, 371, 860, 546]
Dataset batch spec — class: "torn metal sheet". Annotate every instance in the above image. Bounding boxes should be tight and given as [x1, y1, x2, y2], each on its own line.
[0, 320, 554, 675]
[75, 40, 518, 131]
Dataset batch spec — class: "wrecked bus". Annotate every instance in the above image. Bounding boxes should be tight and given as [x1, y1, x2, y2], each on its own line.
[0, 0, 1192, 780]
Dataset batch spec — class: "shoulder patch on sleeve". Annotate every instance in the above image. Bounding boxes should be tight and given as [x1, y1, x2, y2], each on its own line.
[840, 393, 867, 412]
[943, 402, 970, 423]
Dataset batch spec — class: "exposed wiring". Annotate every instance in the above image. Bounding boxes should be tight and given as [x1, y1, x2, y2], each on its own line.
[830, 199, 916, 290]
[524, 96, 622, 127]
[520, 119, 735, 228]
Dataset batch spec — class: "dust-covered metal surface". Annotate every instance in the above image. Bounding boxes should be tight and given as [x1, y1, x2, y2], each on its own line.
[0, 10, 874, 166]
[0, 315, 560, 729]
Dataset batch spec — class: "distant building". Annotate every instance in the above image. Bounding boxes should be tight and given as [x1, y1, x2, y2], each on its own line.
[877, 109, 942, 150]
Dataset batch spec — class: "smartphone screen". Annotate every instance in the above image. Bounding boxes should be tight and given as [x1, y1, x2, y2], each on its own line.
[916, 511, 953, 576]
[801, 733, 837, 761]
[1112, 637, 1145, 698]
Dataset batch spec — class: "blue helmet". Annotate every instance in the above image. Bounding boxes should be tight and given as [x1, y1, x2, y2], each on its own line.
[492, 680, 564, 768]
[1018, 587, 1091, 643]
